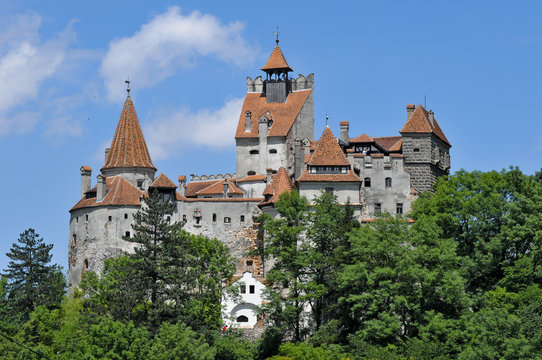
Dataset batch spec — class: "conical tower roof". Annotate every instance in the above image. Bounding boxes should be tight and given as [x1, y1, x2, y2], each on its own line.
[308, 127, 351, 166]
[102, 96, 156, 171]
[261, 45, 293, 72]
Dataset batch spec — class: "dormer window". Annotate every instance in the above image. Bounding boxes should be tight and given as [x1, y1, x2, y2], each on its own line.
[309, 166, 349, 174]
[137, 179, 143, 189]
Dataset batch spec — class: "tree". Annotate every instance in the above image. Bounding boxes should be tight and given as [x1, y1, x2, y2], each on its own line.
[3, 228, 65, 322]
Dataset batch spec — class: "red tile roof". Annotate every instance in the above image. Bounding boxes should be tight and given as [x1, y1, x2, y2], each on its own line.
[340, 121, 349, 126]
[297, 169, 362, 183]
[374, 136, 402, 151]
[400, 105, 451, 146]
[70, 176, 142, 211]
[102, 96, 156, 171]
[235, 90, 312, 139]
[260, 45, 293, 72]
[388, 138, 402, 152]
[81, 165, 92, 171]
[185, 180, 221, 197]
[183, 197, 263, 203]
[150, 173, 177, 189]
[350, 133, 374, 143]
[260, 167, 293, 204]
[178, 175, 186, 182]
[196, 179, 243, 196]
[237, 174, 266, 183]
[308, 127, 350, 166]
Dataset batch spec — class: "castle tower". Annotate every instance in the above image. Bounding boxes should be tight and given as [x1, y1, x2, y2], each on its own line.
[235, 41, 314, 179]
[400, 104, 451, 192]
[68, 94, 156, 289]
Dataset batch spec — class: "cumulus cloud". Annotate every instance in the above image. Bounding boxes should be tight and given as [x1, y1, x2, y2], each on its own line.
[100, 6, 256, 102]
[144, 97, 243, 160]
[0, 12, 74, 135]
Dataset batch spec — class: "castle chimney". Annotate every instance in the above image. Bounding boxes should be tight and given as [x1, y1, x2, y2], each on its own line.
[428, 110, 435, 127]
[80, 166, 92, 198]
[406, 104, 415, 120]
[245, 111, 252, 132]
[223, 180, 228, 198]
[97, 174, 106, 201]
[178, 175, 186, 197]
[105, 148, 110, 163]
[294, 138, 303, 180]
[340, 121, 350, 143]
[266, 168, 273, 183]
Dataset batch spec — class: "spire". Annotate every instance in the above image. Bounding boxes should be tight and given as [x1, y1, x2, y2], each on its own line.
[101, 96, 156, 171]
[308, 127, 351, 166]
[261, 44, 293, 73]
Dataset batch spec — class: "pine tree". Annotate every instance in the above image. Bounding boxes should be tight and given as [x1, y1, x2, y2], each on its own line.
[3, 228, 65, 322]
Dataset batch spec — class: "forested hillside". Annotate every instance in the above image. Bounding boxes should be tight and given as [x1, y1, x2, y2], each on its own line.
[1, 168, 540, 359]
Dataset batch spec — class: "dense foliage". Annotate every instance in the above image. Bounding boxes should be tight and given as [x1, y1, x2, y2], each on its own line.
[0, 169, 541, 359]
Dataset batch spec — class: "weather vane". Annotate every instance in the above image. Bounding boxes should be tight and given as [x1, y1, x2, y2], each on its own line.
[125, 76, 131, 96]
[274, 26, 279, 45]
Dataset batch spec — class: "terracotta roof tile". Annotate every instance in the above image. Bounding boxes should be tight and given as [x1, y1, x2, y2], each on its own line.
[235, 90, 312, 139]
[400, 105, 451, 146]
[185, 180, 220, 197]
[390, 153, 403, 158]
[183, 197, 263, 203]
[260, 167, 293, 205]
[350, 133, 374, 143]
[388, 138, 402, 152]
[308, 127, 350, 166]
[237, 174, 266, 183]
[196, 179, 243, 196]
[297, 169, 362, 183]
[81, 165, 92, 171]
[260, 45, 293, 72]
[374, 136, 402, 151]
[304, 154, 312, 163]
[178, 175, 186, 182]
[150, 173, 177, 189]
[70, 176, 142, 211]
[340, 121, 349, 126]
[371, 153, 384, 158]
[102, 97, 156, 171]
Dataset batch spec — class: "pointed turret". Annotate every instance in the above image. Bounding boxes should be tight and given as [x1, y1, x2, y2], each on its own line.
[261, 45, 293, 73]
[261, 40, 293, 103]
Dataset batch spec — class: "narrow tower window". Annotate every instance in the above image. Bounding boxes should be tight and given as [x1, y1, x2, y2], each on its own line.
[385, 177, 392, 188]
[364, 177, 371, 187]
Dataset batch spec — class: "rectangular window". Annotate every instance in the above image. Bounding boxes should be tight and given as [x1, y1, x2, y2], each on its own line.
[85, 215, 88, 221]
[375, 203, 381, 213]
[212, 213, 217, 223]
[249, 285, 255, 294]
[182, 215, 187, 222]
[137, 179, 143, 189]
[108, 216, 112, 222]
[124, 213, 128, 219]
[240, 285, 246, 294]
[76, 217, 78, 223]
[396, 203, 403, 215]
[224, 217, 231, 224]
[325, 187, 333, 195]
[125, 231, 130, 238]
[240, 215, 245, 222]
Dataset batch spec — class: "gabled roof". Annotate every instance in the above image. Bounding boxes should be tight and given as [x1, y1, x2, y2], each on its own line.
[102, 96, 156, 171]
[195, 179, 243, 196]
[260, 167, 293, 205]
[185, 180, 221, 198]
[260, 45, 293, 72]
[237, 174, 266, 183]
[235, 90, 312, 139]
[308, 127, 350, 166]
[149, 173, 177, 189]
[350, 133, 374, 143]
[374, 136, 402, 151]
[400, 105, 451, 146]
[70, 176, 142, 211]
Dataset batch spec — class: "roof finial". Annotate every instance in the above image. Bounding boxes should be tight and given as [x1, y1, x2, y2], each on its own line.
[326, 113, 329, 128]
[125, 76, 131, 96]
[274, 26, 279, 45]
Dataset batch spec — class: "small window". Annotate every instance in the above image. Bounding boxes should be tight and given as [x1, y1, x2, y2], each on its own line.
[125, 231, 131, 238]
[269, 149, 277, 154]
[72, 234, 76, 243]
[246, 260, 253, 266]
[166, 216, 170, 222]
[86, 215, 89, 221]
[83, 259, 89, 271]
[76, 217, 79, 223]
[124, 213, 128, 219]
[224, 217, 231, 224]
[247, 171, 256, 176]
[249, 285, 255, 294]
[375, 203, 382, 213]
[249, 150, 259, 155]
[413, 148, 420, 152]
[385, 177, 392, 188]
[213, 213, 217, 223]
[396, 203, 403, 215]
[195, 217, 201, 225]
[364, 177, 371, 187]
[182, 215, 187, 222]
[108, 216, 112, 221]
[283, 280, 289, 288]
[240, 215, 245, 222]
[240, 285, 246, 294]
[137, 179, 143, 189]
[236, 315, 249, 323]
[325, 187, 333, 194]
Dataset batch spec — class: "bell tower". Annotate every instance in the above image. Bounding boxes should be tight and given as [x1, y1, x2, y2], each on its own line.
[260, 34, 293, 103]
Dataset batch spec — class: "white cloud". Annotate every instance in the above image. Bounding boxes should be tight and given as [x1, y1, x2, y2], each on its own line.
[0, 12, 74, 135]
[100, 6, 256, 102]
[144, 97, 243, 160]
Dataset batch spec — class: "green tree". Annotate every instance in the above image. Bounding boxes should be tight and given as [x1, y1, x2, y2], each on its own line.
[3, 228, 65, 322]
[150, 321, 216, 360]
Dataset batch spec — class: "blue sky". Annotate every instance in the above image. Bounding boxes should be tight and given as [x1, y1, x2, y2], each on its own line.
[1, 0, 541, 271]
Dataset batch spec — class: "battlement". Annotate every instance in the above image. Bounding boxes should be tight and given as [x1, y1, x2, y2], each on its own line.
[246, 73, 314, 93]
[189, 173, 236, 182]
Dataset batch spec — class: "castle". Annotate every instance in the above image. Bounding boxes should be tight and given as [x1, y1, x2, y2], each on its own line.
[68, 41, 451, 326]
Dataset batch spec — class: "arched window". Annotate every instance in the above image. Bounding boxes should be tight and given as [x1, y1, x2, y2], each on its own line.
[385, 177, 392, 188]
[236, 315, 249, 323]
[249, 150, 259, 155]
[364, 177, 371, 188]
